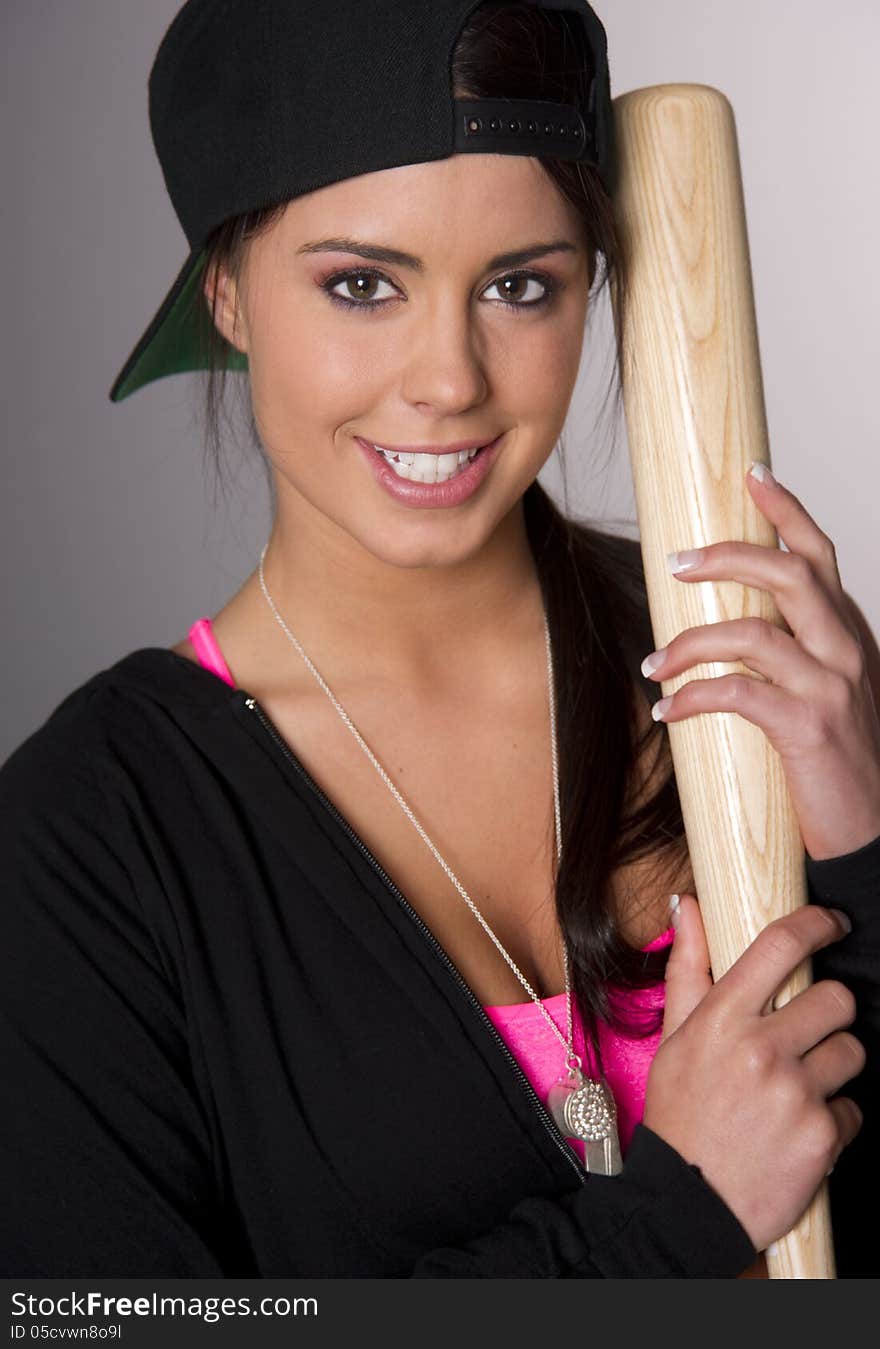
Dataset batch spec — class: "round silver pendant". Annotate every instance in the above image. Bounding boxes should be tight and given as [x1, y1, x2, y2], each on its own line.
[558, 1078, 616, 1142]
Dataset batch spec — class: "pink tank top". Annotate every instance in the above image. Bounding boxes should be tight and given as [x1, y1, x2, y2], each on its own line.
[186, 616, 673, 1162]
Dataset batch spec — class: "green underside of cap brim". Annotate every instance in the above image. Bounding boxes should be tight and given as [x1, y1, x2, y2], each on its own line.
[110, 246, 249, 402]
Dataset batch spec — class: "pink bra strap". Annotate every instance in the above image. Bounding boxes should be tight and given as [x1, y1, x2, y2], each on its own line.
[187, 617, 236, 688]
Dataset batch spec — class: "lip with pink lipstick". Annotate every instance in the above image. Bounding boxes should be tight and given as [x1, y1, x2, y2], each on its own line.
[355, 432, 503, 508]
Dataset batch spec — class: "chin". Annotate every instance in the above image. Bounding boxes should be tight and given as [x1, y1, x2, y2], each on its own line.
[357, 517, 497, 573]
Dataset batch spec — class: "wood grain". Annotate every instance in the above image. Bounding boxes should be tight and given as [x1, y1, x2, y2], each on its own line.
[611, 84, 835, 1279]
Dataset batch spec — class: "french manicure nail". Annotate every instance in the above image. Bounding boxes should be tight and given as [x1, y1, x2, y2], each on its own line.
[669, 893, 681, 929]
[748, 461, 777, 486]
[667, 549, 704, 574]
[830, 907, 852, 934]
[652, 696, 673, 722]
[641, 647, 667, 677]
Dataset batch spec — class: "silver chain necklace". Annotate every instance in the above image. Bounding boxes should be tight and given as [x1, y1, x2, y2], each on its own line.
[258, 541, 622, 1174]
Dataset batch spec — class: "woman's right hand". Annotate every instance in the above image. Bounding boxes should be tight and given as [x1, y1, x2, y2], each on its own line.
[642, 894, 866, 1254]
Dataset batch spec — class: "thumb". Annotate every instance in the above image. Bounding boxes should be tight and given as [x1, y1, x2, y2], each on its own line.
[660, 893, 714, 1044]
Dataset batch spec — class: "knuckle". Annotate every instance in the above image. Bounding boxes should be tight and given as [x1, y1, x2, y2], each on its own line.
[806, 1111, 840, 1167]
[740, 1033, 777, 1079]
[766, 1063, 809, 1116]
[799, 701, 834, 750]
[784, 552, 815, 591]
[740, 617, 770, 651]
[840, 640, 867, 685]
[758, 918, 805, 967]
[767, 1064, 804, 1110]
[816, 532, 839, 569]
[825, 670, 856, 715]
[762, 907, 837, 962]
[722, 674, 754, 708]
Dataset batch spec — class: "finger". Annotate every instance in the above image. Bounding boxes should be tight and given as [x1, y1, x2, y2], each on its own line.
[666, 541, 856, 675]
[743, 463, 844, 596]
[801, 1031, 867, 1099]
[768, 978, 858, 1057]
[660, 894, 713, 1043]
[826, 1095, 865, 1169]
[709, 906, 851, 1019]
[641, 617, 855, 702]
[649, 671, 823, 755]
[665, 535, 860, 676]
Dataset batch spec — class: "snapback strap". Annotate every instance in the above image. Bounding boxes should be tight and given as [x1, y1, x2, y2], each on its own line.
[453, 98, 594, 163]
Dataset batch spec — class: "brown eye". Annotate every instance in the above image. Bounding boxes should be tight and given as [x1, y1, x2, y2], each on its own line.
[321, 269, 400, 309]
[499, 276, 529, 301]
[340, 275, 379, 301]
[482, 272, 556, 309]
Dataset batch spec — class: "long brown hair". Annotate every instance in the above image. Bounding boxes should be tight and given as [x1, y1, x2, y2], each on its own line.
[192, 2, 692, 1058]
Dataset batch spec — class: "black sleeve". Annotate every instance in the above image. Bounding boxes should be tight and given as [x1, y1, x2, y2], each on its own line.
[806, 830, 880, 1057]
[0, 714, 232, 1277]
[805, 831, 880, 1278]
[410, 1124, 756, 1277]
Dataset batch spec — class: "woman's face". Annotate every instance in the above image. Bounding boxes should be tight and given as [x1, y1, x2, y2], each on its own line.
[211, 153, 592, 571]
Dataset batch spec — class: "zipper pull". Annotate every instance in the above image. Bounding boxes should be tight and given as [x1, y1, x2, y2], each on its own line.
[244, 697, 256, 710]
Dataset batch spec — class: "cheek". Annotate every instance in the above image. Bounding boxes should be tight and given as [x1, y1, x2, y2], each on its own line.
[500, 321, 584, 428]
[495, 286, 587, 406]
[246, 307, 385, 443]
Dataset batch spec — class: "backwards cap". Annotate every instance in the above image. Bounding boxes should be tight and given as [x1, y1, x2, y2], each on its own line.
[109, 0, 615, 403]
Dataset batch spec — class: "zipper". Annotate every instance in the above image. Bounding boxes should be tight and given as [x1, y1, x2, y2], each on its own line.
[240, 691, 586, 1185]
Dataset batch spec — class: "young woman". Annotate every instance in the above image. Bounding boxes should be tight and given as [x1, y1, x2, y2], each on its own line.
[2, 0, 879, 1278]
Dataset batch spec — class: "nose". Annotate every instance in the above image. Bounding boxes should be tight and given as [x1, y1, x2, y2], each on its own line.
[401, 296, 489, 415]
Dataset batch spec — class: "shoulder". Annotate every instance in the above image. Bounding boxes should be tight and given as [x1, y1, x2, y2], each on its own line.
[0, 651, 235, 974]
[1, 667, 120, 812]
[0, 647, 230, 826]
[0, 669, 152, 946]
[170, 637, 198, 664]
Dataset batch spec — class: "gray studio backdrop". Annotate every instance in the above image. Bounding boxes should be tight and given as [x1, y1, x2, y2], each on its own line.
[3, 0, 878, 764]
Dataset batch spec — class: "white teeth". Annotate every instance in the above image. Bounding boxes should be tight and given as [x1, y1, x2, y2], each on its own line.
[372, 442, 483, 484]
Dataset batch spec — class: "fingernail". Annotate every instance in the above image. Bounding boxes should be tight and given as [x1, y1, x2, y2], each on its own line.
[669, 893, 681, 929]
[830, 907, 852, 934]
[652, 696, 673, 722]
[667, 549, 704, 574]
[748, 461, 777, 486]
[640, 647, 667, 677]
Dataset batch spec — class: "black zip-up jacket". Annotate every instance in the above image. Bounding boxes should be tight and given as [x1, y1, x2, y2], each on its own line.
[1, 647, 878, 1277]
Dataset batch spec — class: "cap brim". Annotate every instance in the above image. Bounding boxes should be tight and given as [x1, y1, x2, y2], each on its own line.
[108, 243, 248, 402]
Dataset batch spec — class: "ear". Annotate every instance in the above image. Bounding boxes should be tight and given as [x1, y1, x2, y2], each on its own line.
[202, 260, 249, 354]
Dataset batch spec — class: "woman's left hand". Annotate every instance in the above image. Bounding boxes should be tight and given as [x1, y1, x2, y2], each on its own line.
[640, 462, 880, 862]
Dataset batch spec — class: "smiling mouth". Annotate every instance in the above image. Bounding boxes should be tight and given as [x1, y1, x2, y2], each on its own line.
[367, 441, 488, 484]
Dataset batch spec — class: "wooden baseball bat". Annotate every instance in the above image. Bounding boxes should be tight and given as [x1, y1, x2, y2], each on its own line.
[611, 84, 836, 1279]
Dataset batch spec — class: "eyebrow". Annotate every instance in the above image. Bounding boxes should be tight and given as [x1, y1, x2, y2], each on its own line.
[295, 237, 578, 273]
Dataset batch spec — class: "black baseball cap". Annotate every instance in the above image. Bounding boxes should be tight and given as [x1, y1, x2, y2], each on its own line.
[109, 0, 615, 403]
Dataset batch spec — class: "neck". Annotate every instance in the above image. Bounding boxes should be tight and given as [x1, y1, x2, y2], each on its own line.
[246, 495, 546, 697]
